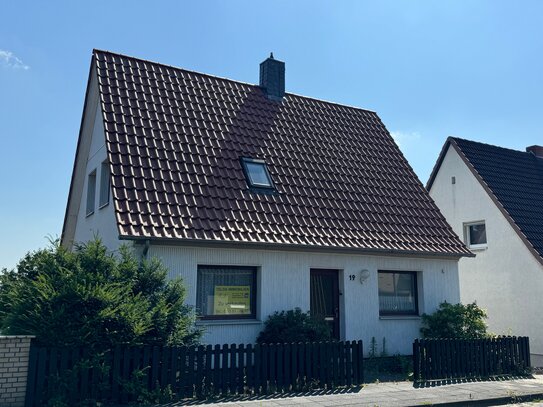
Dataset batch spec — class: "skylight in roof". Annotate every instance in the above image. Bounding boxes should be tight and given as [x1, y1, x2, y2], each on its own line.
[241, 157, 275, 191]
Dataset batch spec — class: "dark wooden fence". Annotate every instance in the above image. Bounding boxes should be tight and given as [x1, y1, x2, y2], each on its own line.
[25, 340, 363, 406]
[413, 336, 531, 383]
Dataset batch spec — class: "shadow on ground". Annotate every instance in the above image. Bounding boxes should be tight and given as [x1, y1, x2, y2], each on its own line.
[165, 386, 363, 406]
[413, 374, 535, 388]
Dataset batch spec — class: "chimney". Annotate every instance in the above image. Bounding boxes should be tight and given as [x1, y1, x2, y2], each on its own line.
[526, 145, 543, 158]
[260, 52, 285, 101]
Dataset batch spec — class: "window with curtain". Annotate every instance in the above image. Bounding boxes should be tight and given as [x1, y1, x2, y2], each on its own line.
[196, 265, 257, 319]
[378, 271, 418, 316]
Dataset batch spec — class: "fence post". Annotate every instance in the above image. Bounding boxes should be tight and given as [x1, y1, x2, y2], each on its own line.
[413, 339, 420, 383]
[253, 344, 261, 393]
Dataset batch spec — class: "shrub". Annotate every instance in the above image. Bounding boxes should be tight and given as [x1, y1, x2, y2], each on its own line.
[0, 238, 201, 349]
[257, 308, 331, 344]
[420, 301, 488, 339]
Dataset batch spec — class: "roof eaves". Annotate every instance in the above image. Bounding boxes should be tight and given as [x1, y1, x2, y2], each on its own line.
[119, 234, 474, 259]
[426, 136, 456, 191]
[60, 52, 97, 248]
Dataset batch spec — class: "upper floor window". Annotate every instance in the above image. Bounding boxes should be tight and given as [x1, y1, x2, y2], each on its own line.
[378, 271, 418, 316]
[99, 161, 110, 208]
[86, 170, 96, 216]
[465, 221, 487, 249]
[240, 157, 275, 192]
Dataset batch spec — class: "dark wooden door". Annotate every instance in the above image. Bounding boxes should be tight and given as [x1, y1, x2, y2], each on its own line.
[310, 269, 340, 340]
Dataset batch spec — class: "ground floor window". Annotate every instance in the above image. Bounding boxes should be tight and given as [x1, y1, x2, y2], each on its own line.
[378, 271, 418, 316]
[196, 265, 257, 319]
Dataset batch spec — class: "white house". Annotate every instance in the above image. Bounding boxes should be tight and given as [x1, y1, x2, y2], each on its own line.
[427, 137, 543, 365]
[61, 50, 471, 353]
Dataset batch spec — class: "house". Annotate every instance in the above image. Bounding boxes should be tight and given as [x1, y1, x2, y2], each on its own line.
[427, 137, 543, 365]
[61, 50, 471, 353]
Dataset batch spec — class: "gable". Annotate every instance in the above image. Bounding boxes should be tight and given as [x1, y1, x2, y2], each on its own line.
[65, 50, 471, 258]
[61, 61, 101, 248]
[428, 137, 543, 265]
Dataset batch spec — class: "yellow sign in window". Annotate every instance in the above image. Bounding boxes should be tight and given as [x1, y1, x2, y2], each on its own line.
[214, 286, 251, 315]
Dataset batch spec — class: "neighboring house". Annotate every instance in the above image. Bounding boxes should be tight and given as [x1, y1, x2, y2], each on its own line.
[61, 50, 471, 352]
[428, 137, 543, 365]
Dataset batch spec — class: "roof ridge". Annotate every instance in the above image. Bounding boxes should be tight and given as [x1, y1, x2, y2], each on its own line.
[92, 49, 376, 114]
[450, 136, 542, 159]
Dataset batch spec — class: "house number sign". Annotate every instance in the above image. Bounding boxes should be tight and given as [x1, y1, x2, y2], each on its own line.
[348, 270, 370, 283]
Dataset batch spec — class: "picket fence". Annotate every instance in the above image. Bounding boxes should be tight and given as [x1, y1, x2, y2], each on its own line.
[25, 340, 364, 406]
[413, 336, 531, 383]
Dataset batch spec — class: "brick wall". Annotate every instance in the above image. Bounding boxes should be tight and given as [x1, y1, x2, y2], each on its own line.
[0, 336, 34, 407]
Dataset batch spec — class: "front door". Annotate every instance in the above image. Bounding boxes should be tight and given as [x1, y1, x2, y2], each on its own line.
[310, 269, 340, 340]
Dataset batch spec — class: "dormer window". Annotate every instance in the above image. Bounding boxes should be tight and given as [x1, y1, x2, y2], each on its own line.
[240, 157, 275, 192]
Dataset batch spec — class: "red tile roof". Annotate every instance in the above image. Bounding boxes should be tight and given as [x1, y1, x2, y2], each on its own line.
[94, 50, 470, 257]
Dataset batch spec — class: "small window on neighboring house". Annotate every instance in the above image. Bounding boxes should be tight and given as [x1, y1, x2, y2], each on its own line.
[86, 170, 96, 216]
[378, 271, 418, 316]
[99, 161, 110, 208]
[196, 265, 257, 320]
[465, 222, 487, 249]
[240, 157, 275, 191]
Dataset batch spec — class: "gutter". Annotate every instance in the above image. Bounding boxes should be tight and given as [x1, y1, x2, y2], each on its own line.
[120, 234, 474, 260]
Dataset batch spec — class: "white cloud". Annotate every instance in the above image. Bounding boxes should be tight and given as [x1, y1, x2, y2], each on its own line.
[390, 131, 421, 148]
[0, 50, 30, 70]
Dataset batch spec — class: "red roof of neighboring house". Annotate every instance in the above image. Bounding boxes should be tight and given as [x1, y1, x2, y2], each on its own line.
[89, 49, 470, 256]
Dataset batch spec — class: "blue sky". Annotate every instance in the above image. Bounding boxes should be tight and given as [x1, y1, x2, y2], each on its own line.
[1, 1, 542, 270]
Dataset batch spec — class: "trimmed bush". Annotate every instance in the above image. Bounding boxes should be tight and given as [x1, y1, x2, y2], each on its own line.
[420, 301, 488, 339]
[257, 308, 331, 344]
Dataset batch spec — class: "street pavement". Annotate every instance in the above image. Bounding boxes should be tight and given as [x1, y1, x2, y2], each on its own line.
[177, 375, 543, 406]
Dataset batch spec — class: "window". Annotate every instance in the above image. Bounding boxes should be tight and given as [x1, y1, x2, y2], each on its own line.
[99, 161, 110, 208]
[86, 170, 96, 216]
[378, 271, 418, 316]
[196, 265, 257, 319]
[240, 157, 275, 191]
[465, 222, 487, 249]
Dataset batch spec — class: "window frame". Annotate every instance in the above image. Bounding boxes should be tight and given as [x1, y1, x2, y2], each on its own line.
[464, 221, 487, 250]
[240, 157, 276, 194]
[196, 265, 258, 321]
[377, 270, 419, 316]
[86, 170, 97, 217]
[99, 160, 110, 209]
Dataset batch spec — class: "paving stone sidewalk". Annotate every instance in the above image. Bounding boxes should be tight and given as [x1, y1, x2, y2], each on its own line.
[184, 375, 543, 407]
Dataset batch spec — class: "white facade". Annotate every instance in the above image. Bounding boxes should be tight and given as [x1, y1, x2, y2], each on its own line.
[73, 105, 120, 250]
[148, 245, 460, 354]
[64, 69, 121, 253]
[429, 145, 543, 365]
[66, 70, 462, 356]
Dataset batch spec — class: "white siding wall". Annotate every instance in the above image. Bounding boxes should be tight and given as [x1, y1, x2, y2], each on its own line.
[429, 145, 543, 364]
[73, 104, 122, 252]
[149, 245, 460, 355]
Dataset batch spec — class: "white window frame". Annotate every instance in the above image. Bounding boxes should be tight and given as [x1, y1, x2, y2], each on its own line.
[464, 221, 487, 250]
[86, 170, 97, 216]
